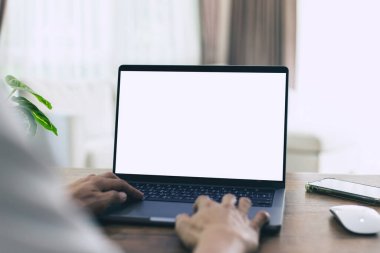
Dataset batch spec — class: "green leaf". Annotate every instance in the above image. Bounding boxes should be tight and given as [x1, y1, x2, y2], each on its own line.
[5, 75, 34, 93]
[32, 108, 58, 136]
[32, 93, 53, 110]
[5, 75, 53, 109]
[12, 96, 58, 136]
[14, 106, 37, 136]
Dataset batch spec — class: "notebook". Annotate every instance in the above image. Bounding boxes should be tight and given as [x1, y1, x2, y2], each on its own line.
[105, 65, 288, 232]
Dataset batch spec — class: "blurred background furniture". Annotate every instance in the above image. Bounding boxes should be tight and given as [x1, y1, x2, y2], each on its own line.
[286, 133, 321, 172]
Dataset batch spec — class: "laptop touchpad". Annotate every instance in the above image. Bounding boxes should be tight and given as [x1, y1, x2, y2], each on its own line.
[110, 201, 193, 219]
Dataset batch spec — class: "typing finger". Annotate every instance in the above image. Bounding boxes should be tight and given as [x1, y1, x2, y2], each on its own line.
[193, 195, 214, 212]
[95, 177, 143, 199]
[238, 197, 252, 214]
[99, 172, 119, 179]
[175, 213, 198, 248]
[251, 211, 270, 231]
[221, 194, 237, 207]
[95, 190, 127, 214]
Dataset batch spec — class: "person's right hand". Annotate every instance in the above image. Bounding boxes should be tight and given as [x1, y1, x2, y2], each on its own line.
[68, 172, 143, 215]
[175, 194, 269, 253]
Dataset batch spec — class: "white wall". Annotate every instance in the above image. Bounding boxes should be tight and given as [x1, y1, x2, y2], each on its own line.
[292, 0, 380, 174]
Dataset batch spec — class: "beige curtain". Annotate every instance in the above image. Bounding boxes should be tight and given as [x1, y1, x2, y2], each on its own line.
[200, 0, 297, 87]
[200, 0, 232, 64]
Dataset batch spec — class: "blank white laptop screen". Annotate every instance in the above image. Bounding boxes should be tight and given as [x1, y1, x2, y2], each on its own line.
[115, 71, 286, 181]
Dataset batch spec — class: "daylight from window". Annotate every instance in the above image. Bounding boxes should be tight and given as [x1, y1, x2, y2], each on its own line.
[293, 0, 380, 174]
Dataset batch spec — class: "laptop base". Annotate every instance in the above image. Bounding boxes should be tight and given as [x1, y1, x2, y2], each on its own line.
[102, 188, 284, 234]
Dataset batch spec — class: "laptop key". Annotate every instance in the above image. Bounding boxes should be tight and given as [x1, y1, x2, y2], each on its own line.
[131, 182, 274, 207]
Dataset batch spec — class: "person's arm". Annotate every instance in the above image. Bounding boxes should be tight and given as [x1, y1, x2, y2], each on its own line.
[0, 106, 124, 253]
[176, 194, 269, 253]
[68, 172, 143, 215]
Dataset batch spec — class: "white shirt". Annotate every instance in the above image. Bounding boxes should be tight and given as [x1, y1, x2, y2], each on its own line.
[0, 99, 123, 253]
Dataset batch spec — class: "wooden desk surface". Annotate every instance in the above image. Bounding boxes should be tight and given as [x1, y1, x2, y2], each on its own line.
[63, 169, 380, 253]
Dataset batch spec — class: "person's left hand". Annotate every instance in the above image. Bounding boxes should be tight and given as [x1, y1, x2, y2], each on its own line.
[68, 172, 143, 215]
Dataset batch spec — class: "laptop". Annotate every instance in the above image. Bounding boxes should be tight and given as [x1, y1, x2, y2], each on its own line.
[105, 65, 288, 232]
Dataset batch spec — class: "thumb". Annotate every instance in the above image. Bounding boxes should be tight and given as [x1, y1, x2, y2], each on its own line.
[99, 191, 127, 208]
[251, 211, 270, 231]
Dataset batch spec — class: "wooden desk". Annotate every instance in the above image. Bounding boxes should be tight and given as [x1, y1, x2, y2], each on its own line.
[64, 169, 380, 253]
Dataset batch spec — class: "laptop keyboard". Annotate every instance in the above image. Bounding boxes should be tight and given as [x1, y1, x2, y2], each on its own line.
[130, 182, 274, 207]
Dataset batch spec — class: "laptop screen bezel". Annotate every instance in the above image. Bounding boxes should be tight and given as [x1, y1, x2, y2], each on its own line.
[113, 65, 288, 188]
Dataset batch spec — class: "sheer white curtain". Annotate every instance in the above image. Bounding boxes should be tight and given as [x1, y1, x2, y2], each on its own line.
[0, 0, 201, 83]
[1, 0, 113, 82]
[0, 0, 201, 167]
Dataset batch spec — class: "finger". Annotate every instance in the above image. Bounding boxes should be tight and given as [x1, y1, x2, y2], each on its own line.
[96, 173, 143, 198]
[99, 172, 118, 179]
[251, 211, 270, 231]
[221, 194, 237, 207]
[238, 197, 252, 214]
[175, 213, 198, 248]
[175, 213, 191, 232]
[176, 213, 191, 222]
[95, 177, 144, 199]
[193, 195, 213, 212]
[77, 173, 95, 182]
[104, 190, 127, 203]
[96, 190, 127, 213]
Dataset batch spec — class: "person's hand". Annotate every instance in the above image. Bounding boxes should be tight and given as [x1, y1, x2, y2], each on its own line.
[175, 194, 270, 253]
[68, 172, 143, 215]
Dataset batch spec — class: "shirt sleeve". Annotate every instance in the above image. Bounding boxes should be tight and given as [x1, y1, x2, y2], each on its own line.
[0, 110, 123, 253]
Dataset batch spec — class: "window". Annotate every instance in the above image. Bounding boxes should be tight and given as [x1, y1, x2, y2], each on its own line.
[294, 0, 380, 173]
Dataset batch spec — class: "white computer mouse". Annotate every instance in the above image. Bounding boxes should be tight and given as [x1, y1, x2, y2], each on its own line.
[330, 205, 380, 234]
